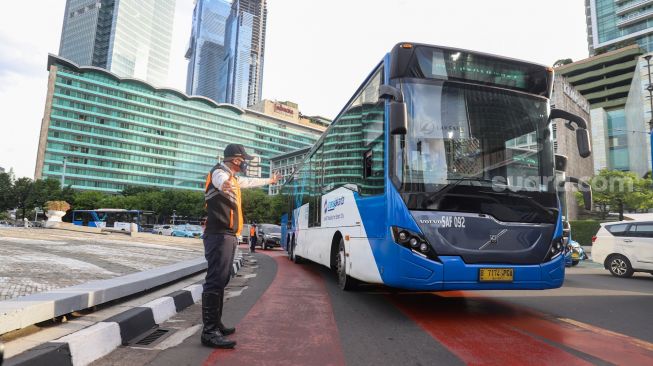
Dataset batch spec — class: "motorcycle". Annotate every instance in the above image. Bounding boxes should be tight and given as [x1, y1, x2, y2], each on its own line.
[565, 239, 586, 267]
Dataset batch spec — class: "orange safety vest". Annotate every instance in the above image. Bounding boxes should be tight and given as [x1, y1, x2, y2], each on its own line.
[204, 165, 244, 236]
[250, 226, 256, 237]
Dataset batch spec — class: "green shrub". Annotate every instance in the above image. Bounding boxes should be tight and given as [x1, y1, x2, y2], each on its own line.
[570, 220, 601, 246]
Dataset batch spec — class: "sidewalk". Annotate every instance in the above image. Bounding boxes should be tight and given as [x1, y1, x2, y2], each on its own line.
[0, 228, 203, 300]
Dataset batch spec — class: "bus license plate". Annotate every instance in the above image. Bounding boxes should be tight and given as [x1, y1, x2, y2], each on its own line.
[479, 268, 513, 282]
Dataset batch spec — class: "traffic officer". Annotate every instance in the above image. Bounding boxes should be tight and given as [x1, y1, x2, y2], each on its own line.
[249, 223, 257, 253]
[201, 144, 279, 348]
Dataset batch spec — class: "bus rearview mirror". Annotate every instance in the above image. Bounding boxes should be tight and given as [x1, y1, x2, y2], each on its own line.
[582, 187, 592, 211]
[389, 101, 408, 135]
[379, 84, 408, 135]
[576, 129, 591, 158]
[568, 177, 592, 211]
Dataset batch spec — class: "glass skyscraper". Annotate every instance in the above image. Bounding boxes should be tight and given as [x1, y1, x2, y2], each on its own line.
[59, 0, 175, 86]
[185, 0, 232, 102]
[186, 0, 267, 107]
[35, 55, 324, 193]
[587, 0, 653, 55]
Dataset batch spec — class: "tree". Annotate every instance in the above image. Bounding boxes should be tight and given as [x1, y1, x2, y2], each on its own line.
[0, 171, 15, 211]
[27, 179, 63, 210]
[12, 177, 33, 220]
[553, 58, 573, 67]
[240, 189, 286, 224]
[577, 170, 653, 220]
[73, 190, 109, 210]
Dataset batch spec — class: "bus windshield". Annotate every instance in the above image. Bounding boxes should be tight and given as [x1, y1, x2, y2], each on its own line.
[392, 79, 556, 223]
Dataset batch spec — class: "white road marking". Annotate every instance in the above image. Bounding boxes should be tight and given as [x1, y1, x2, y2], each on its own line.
[0, 237, 68, 245]
[225, 286, 248, 299]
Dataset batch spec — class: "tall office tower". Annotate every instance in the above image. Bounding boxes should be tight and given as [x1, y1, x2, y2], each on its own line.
[231, 0, 267, 107]
[586, 0, 653, 55]
[185, 0, 267, 107]
[185, 0, 232, 102]
[58, 0, 175, 86]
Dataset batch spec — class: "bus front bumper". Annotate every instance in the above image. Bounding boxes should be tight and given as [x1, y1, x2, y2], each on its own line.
[384, 248, 565, 291]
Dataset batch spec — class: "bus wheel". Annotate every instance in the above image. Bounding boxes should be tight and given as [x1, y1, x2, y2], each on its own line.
[291, 240, 303, 264]
[337, 238, 358, 291]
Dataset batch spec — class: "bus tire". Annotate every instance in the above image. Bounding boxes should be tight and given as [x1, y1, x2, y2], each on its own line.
[291, 239, 303, 264]
[337, 238, 358, 291]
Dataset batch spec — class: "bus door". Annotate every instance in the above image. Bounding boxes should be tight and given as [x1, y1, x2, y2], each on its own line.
[281, 214, 288, 250]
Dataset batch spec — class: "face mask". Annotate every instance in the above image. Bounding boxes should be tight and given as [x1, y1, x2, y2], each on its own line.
[239, 160, 248, 175]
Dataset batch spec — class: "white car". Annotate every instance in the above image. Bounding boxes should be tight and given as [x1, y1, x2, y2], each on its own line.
[592, 221, 653, 278]
[152, 224, 174, 236]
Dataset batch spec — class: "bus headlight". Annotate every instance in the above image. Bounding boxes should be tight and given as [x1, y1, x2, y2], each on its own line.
[391, 226, 439, 261]
[409, 237, 419, 248]
[545, 237, 564, 261]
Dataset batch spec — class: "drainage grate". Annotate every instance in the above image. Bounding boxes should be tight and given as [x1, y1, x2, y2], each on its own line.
[134, 328, 169, 346]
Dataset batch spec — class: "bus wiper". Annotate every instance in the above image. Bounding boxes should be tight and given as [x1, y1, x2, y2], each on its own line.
[486, 190, 555, 217]
[421, 177, 494, 208]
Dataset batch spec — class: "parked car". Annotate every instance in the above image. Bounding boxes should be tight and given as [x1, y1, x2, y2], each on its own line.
[153, 224, 174, 236]
[592, 221, 653, 278]
[257, 223, 281, 250]
[171, 224, 203, 238]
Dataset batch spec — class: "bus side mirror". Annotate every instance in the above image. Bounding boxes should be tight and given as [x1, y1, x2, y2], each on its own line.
[576, 129, 592, 158]
[389, 102, 407, 135]
[380, 85, 407, 135]
[549, 108, 591, 158]
[568, 177, 592, 211]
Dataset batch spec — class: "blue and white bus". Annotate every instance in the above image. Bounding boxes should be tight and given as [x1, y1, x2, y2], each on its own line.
[280, 43, 592, 291]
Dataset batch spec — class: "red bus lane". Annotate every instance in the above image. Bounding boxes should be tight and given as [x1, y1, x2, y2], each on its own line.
[203, 251, 345, 366]
[391, 291, 653, 365]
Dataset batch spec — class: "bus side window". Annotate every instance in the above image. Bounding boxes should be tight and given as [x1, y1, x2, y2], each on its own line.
[361, 69, 385, 195]
[309, 143, 324, 227]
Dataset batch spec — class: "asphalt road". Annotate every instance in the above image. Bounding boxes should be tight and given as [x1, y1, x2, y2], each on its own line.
[93, 249, 653, 366]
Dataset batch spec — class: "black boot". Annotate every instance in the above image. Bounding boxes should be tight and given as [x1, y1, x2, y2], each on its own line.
[201, 292, 236, 349]
[217, 290, 235, 335]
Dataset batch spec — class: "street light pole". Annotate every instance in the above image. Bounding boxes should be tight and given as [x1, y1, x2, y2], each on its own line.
[61, 156, 67, 187]
[644, 55, 653, 174]
[172, 210, 176, 225]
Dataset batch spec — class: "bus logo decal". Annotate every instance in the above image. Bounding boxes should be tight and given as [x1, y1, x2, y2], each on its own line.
[324, 196, 345, 213]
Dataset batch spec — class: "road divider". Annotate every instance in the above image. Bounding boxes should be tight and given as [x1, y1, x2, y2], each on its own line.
[1, 250, 243, 336]
[4, 250, 246, 366]
[0, 257, 207, 336]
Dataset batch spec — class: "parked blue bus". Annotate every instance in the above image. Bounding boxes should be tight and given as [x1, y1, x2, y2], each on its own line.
[72, 209, 155, 232]
[280, 42, 592, 291]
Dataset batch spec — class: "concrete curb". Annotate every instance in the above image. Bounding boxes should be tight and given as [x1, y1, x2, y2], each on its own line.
[5, 254, 245, 366]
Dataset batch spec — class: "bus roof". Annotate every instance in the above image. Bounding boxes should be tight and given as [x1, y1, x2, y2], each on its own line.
[388, 42, 553, 97]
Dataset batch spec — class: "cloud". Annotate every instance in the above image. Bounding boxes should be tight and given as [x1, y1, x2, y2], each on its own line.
[0, 32, 46, 88]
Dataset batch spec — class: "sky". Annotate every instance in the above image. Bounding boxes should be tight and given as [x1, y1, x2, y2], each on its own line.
[0, 0, 589, 179]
